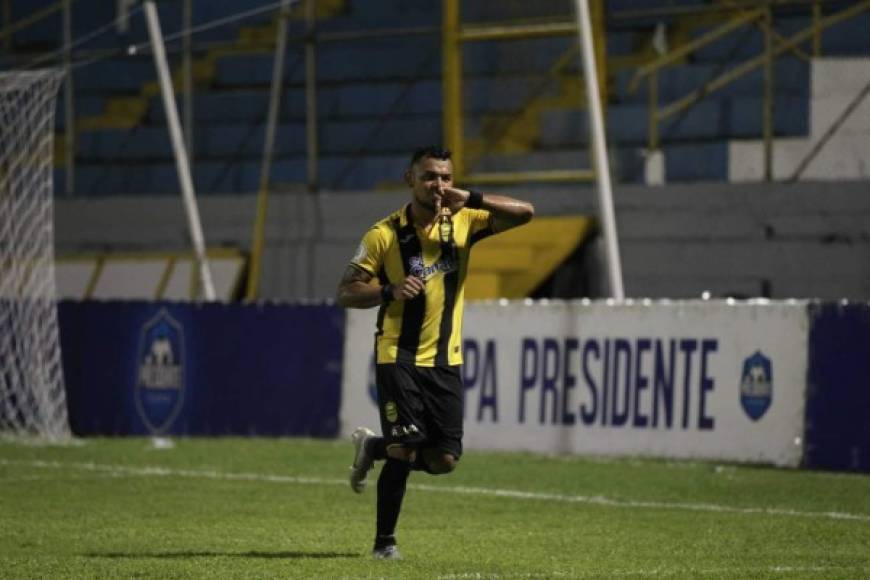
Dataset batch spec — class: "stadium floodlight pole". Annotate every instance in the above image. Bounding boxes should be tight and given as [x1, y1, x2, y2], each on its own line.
[572, 0, 625, 299]
[143, 0, 216, 301]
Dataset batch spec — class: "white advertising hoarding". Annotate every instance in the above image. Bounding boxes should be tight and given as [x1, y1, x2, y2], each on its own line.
[340, 300, 809, 467]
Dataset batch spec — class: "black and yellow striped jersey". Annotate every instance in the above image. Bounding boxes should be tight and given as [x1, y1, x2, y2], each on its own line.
[350, 203, 494, 366]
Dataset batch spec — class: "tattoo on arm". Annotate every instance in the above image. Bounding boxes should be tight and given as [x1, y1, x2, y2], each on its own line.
[337, 265, 380, 308]
[340, 265, 372, 286]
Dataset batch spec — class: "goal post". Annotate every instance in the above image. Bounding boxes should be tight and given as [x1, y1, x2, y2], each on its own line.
[0, 69, 70, 440]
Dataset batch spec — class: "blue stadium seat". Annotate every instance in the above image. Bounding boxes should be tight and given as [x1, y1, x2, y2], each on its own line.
[464, 76, 559, 113]
[471, 150, 592, 174]
[613, 58, 809, 105]
[55, 96, 105, 130]
[539, 99, 723, 148]
[462, 0, 572, 24]
[194, 123, 265, 159]
[10, 12, 59, 48]
[320, 154, 409, 190]
[537, 109, 588, 148]
[320, 117, 441, 154]
[329, 81, 442, 117]
[195, 160, 259, 193]
[724, 95, 809, 138]
[465, 147, 645, 184]
[463, 37, 573, 76]
[215, 52, 306, 87]
[691, 26, 764, 63]
[820, 12, 870, 55]
[317, 38, 440, 81]
[337, 0, 439, 27]
[77, 126, 172, 161]
[35, 0, 870, 195]
[607, 31, 637, 57]
[75, 162, 180, 195]
[73, 58, 154, 92]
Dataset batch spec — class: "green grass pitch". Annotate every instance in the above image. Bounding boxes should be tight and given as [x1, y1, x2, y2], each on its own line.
[1, 437, 869, 579]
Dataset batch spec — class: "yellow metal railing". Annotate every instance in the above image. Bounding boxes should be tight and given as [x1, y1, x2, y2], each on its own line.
[442, 0, 606, 186]
[629, 0, 870, 180]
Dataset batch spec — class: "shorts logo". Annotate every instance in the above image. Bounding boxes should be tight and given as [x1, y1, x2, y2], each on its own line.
[385, 401, 398, 423]
[135, 308, 185, 434]
[740, 350, 773, 421]
[390, 424, 420, 439]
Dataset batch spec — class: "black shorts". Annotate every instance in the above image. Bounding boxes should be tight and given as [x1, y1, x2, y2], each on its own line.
[375, 362, 464, 459]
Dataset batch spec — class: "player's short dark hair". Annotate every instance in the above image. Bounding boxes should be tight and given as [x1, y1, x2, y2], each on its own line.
[410, 145, 451, 167]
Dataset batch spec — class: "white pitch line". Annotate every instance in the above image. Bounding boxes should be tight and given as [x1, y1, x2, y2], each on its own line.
[437, 565, 855, 579]
[409, 482, 870, 522]
[2, 458, 869, 523]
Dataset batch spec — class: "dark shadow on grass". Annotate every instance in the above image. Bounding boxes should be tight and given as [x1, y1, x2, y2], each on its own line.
[86, 550, 360, 560]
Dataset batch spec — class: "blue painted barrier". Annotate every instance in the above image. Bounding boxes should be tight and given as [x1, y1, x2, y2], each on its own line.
[58, 300, 344, 437]
[804, 303, 870, 472]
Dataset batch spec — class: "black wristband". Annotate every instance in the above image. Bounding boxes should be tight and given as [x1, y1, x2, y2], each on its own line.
[466, 190, 484, 209]
[380, 284, 394, 304]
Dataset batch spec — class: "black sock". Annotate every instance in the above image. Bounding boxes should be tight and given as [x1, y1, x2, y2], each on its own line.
[410, 453, 430, 473]
[375, 458, 411, 543]
[365, 436, 387, 461]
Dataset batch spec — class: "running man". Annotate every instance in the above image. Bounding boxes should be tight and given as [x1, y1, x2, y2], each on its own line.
[336, 145, 534, 559]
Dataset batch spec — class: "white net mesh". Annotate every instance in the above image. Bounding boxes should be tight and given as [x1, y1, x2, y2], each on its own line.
[0, 69, 69, 440]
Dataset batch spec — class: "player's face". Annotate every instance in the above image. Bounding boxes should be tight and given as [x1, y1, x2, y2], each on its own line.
[407, 157, 453, 214]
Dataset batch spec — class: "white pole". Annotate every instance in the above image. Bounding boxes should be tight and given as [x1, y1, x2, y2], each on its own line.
[182, 0, 193, 157]
[573, 0, 625, 299]
[259, 0, 291, 191]
[144, 0, 216, 301]
[63, 0, 74, 196]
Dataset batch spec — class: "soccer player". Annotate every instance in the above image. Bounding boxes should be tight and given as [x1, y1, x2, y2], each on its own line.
[336, 145, 534, 560]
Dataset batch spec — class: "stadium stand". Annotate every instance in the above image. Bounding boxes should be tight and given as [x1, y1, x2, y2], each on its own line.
[3, 0, 870, 301]
[0, 1, 861, 194]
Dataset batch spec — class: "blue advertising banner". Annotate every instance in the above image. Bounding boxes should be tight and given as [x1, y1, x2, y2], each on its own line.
[58, 300, 344, 437]
[805, 303, 870, 472]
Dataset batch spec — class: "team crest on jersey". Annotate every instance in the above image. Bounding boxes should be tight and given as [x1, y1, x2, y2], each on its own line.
[385, 401, 398, 423]
[408, 256, 425, 278]
[135, 308, 185, 434]
[739, 350, 773, 421]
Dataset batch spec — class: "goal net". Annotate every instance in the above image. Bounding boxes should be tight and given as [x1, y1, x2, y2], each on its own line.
[0, 69, 69, 440]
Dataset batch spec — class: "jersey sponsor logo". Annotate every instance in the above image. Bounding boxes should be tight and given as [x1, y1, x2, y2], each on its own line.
[740, 350, 773, 421]
[135, 308, 185, 434]
[408, 254, 458, 281]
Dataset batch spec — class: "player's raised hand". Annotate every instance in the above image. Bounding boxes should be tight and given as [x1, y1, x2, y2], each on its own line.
[439, 186, 470, 213]
[395, 275, 425, 300]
